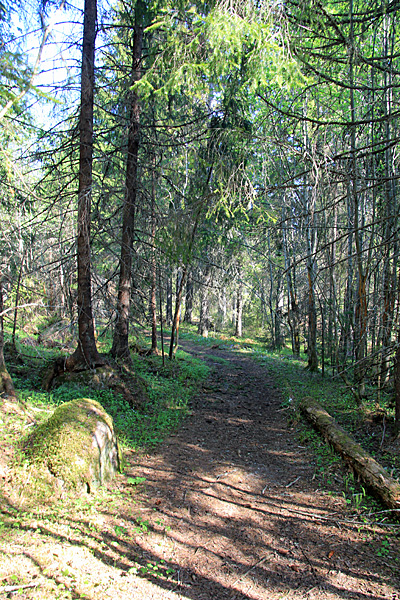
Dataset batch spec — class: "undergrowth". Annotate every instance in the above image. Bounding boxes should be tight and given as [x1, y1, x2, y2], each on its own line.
[178, 326, 400, 517]
[251, 347, 400, 517]
[8, 345, 209, 452]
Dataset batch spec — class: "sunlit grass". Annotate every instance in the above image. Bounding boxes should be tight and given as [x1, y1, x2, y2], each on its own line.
[10, 340, 210, 452]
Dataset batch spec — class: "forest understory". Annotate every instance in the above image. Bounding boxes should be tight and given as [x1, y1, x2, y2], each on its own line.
[0, 336, 399, 600]
[3, 2, 400, 597]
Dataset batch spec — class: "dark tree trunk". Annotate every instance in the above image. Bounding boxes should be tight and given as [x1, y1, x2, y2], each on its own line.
[158, 272, 165, 366]
[282, 209, 300, 356]
[166, 275, 173, 326]
[150, 156, 157, 354]
[169, 267, 186, 359]
[66, 0, 102, 370]
[394, 338, 400, 435]
[198, 266, 211, 337]
[111, 22, 143, 359]
[183, 270, 193, 324]
[0, 280, 17, 399]
[12, 249, 26, 351]
[307, 266, 318, 371]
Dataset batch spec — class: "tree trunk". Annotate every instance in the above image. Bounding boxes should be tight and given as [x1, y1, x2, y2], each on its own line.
[349, 0, 368, 400]
[198, 266, 211, 338]
[306, 263, 318, 371]
[0, 279, 17, 400]
[166, 275, 173, 326]
[150, 154, 157, 353]
[183, 270, 193, 324]
[283, 208, 300, 356]
[66, 0, 102, 370]
[158, 271, 165, 366]
[11, 249, 26, 351]
[111, 22, 143, 359]
[235, 283, 243, 338]
[394, 337, 400, 435]
[169, 267, 186, 359]
[303, 158, 318, 370]
[300, 397, 400, 511]
[218, 287, 227, 327]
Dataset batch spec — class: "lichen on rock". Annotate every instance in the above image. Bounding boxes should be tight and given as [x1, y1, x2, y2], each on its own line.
[22, 398, 120, 494]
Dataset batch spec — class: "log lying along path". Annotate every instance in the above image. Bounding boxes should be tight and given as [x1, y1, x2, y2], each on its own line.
[300, 397, 400, 512]
[123, 342, 400, 600]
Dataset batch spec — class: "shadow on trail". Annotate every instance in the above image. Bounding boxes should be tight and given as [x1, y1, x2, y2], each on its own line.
[119, 342, 399, 600]
[1, 342, 397, 599]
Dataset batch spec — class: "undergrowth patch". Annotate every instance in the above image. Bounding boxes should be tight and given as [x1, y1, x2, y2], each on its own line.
[252, 347, 400, 517]
[13, 348, 209, 452]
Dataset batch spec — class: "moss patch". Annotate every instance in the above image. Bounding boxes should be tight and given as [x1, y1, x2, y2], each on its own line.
[22, 398, 119, 494]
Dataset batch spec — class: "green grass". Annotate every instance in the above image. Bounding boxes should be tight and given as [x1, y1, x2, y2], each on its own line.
[10, 345, 210, 452]
[250, 345, 400, 515]
[5, 323, 400, 515]
[179, 323, 266, 352]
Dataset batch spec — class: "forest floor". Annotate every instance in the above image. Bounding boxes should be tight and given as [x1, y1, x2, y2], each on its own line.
[1, 340, 400, 599]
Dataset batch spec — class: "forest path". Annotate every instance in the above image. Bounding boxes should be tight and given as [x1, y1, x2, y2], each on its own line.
[3, 342, 399, 600]
[123, 341, 399, 600]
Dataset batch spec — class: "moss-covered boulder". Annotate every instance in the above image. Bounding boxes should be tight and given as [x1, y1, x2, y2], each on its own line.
[23, 398, 120, 493]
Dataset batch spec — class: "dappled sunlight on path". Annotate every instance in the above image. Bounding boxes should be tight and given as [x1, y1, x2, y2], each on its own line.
[1, 343, 398, 599]
[123, 342, 400, 600]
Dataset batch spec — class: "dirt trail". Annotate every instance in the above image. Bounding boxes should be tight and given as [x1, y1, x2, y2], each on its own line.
[124, 343, 400, 600]
[1, 343, 399, 599]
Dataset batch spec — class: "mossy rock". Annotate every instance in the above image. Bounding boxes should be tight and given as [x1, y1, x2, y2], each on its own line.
[23, 398, 120, 494]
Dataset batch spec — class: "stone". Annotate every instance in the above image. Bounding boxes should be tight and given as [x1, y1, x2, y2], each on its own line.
[23, 398, 120, 493]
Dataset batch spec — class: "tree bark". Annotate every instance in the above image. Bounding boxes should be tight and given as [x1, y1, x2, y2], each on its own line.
[166, 275, 173, 326]
[394, 339, 400, 435]
[300, 397, 400, 511]
[283, 207, 300, 356]
[183, 270, 193, 323]
[198, 265, 211, 338]
[111, 22, 143, 359]
[169, 267, 186, 359]
[150, 154, 157, 353]
[235, 283, 243, 338]
[0, 280, 17, 400]
[66, 0, 102, 370]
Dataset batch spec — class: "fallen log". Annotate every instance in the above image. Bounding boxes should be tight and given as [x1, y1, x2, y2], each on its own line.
[299, 396, 400, 512]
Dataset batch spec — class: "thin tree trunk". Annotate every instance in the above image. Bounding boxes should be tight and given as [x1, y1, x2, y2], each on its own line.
[0, 279, 17, 399]
[198, 265, 211, 338]
[304, 183, 318, 371]
[66, 0, 102, 370]
[158, 272, 165, 366]
[274, 281, 284, 350]
[328, 202, 337, 368]
[169, 267, 187, 359]
[183, 270, 194, 323]
[394, 335, 400, 435]
[150, 154, 157, 353]
[302, 100, 318, 372]
[283, 207, 300, 355]
[166, 275, 173, 326]
[12, 249, 26, 351]
[111, 22, 143, 359]
[349, 0, 368, 400]
[267, 229, 276, 347]
[235, 283, 243, 338]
